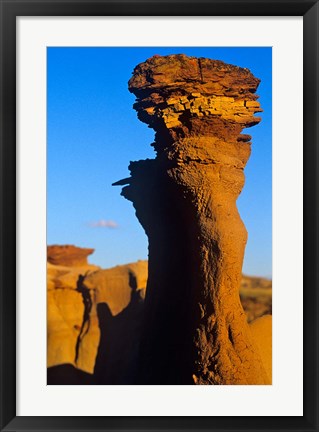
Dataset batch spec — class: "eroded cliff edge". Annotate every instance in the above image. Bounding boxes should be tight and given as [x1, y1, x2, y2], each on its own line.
[115, 54, 270, 385]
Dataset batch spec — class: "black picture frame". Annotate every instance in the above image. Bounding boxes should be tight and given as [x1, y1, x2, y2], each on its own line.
[0, 0, 318, 431]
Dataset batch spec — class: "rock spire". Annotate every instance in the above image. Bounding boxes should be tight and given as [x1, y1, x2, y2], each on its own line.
[115, 54, 269, 384]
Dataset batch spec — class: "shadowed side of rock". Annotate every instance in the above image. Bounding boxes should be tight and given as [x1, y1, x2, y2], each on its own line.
[118, 54, 269, 385]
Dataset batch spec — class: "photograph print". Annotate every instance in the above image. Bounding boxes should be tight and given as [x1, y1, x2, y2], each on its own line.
[47, 47, 272, 385]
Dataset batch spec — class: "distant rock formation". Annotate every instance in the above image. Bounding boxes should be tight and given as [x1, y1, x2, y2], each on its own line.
[84, 260, 147, 315]
[240, 275, 272, 323]
[47, 244, 95, 267]
[83, 261, 147, 384]
[47, 247, 100, 374]
[116, 54, 269, 384]
[47, 246, 147, 383]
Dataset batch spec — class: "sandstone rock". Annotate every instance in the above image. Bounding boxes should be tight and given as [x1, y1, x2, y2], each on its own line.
[128, 54, 262, 150]
[47, 253, 148, 378]
[47, 288, 84, 368]
[53, 265, 99, 290]
[93, 291, 144, 384]
[47, 276, 100, 374]
[240, 275, 272, 322]
[250, 315, 272, 382]
[47, 246, 101, 375]
[75, 290, 100, 374]
[115, 54, 269, 385]
[47, 245, 95, 267]
[84, 260, 148, 316]
[47, 246, 271, 382]
[81, 260, 147, 383]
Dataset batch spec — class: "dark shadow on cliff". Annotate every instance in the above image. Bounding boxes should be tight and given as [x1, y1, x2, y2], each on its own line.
[47, 289, 144, 385]
[93, 286, 144, 384]
[121, 167, 200, 385]
[47, 273, 96, 385]
[47, 364, 95, 385]
[75, 273, 92, 363]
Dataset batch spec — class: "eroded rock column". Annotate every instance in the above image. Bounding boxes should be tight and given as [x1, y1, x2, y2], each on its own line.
[116, 54, 269, 384]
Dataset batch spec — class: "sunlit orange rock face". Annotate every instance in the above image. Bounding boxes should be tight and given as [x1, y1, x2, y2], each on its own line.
[47, 247, 148, 382]
[47, 246, 100, 374]
[120, 54, 269, 384]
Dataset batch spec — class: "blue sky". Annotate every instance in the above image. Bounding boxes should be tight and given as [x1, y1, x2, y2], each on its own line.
[47, 47, 272, 277]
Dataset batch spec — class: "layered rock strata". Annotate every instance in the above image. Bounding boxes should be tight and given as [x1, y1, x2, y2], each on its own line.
[116, 54, 269, 384]
[47, 245, 95, 267]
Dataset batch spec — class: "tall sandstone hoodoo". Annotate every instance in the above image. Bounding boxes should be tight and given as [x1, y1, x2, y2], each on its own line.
[115, 54, 270, 384]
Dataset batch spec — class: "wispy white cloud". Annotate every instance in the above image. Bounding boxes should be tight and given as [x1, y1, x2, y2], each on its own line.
[88, 219, 119, 229]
